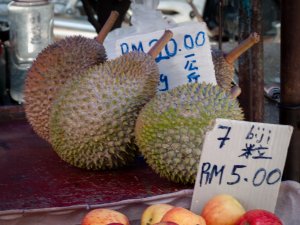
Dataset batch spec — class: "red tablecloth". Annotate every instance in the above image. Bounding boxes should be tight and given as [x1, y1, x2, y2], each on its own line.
[0, 106, 192, 211]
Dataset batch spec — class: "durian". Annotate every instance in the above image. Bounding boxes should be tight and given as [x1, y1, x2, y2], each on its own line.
[49, 30, 173, 170]
[212, 32, 260, 91]
[134, 83, 244, 184]
[24, 11, 119, 142]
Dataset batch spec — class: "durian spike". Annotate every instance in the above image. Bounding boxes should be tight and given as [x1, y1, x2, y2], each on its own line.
[148, 30, 173, 58]
[230, 85, 242, 99]
[225, 32, 260, 64]
[24, 13, 120, 143]
[96, 10, 119, 44]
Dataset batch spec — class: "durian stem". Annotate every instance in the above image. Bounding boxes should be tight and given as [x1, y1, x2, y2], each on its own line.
[148, 30, 173, 58]
[186, 0, 204, 22]
[225, 32, 260, 64]
[96, 11, 119, 44]
[186, 0, 215, 37]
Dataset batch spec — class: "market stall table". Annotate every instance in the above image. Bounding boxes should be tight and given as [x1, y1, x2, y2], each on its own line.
[0, 106, 193, 224]
[0, 106, 299, 225]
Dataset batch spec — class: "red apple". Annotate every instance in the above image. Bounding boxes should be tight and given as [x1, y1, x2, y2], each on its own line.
[161, 207, 206, 225]
[153, 222, 179, 225]
[106, 224, 126, 225]
[81, 208, 130, 225]
[201, 194, 246, 225]
[236, 209, 283, 225]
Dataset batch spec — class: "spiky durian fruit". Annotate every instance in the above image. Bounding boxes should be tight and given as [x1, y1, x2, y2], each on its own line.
[135, 83, 244, 184]
[49, 30, 173, 170]
[212, 32, 260, 91]
[24, 36, 106, 141]
[212, 49, 234, 91]
[49, 52, 159, 170]
[24, 11, 119, 142]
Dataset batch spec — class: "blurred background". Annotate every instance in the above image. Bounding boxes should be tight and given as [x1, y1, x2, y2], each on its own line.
[0, 0, 280, 107]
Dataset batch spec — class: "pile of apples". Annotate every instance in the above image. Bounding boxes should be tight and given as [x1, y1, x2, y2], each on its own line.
[81, 194, 283, 225]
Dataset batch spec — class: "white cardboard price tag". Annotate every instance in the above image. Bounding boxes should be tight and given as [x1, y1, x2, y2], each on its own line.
[190, 119, 293, 214]
[115, 22, 216, 92]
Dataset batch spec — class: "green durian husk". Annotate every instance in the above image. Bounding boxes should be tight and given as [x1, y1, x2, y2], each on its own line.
[49, 51, 159, 170]
[135, 83, 244, 184]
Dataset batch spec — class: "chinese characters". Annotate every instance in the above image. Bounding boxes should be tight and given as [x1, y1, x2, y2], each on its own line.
[217, 124, 272, 160]
[184, 53, 200, 83]
[240, 125, 272, 160]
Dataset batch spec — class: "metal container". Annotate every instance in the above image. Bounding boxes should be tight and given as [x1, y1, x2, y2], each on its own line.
[8, 0, 53, 103]
[0, 42, 6, 104]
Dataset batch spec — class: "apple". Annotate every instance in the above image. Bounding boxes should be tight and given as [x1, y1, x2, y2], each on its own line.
[201, 194, 246, 225]
[236, 209, 283, 225]
[141, 204, 174, 225]
[152, 222, 179, 225]
[107, 224, 126, 225]
[81, 208, 130, 225]
[161, 207, 206, 225]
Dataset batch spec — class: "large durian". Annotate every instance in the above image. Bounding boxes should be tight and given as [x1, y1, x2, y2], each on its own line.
[212, 32, 260, 91]
[135, 83, 244, 184]
[24, 11, 119, 142]
[49, 30, 173, 170]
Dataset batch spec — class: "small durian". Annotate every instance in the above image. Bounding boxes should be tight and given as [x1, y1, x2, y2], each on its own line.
[49, 30, 173, 170]
[135, 82, 244, 184]
[212, 32, 260, 91]
[24, 11, 119, 142]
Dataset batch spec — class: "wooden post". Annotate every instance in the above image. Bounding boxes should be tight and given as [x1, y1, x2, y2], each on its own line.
[238, 0, 264, 122]
[280, 0, 300, 182]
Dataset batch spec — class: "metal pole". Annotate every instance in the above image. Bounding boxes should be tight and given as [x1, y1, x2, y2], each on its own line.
[218, 0, 224, 50]
[238, 0, 264, 122]
[280, 0, 300, 182]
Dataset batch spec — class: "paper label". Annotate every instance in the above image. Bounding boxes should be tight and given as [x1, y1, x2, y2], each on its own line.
[190, 119, 293, 213]
[115, 22, 216, 92]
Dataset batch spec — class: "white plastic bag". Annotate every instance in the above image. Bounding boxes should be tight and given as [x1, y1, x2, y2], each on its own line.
[104, 0, 176, 59]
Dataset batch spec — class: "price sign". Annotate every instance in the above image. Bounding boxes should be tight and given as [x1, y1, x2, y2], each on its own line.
[115, 22, 216, 92]
[190, 119, 293, 213]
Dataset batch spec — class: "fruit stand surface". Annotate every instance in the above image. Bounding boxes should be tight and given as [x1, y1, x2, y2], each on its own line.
[0, 106, 192, 211]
